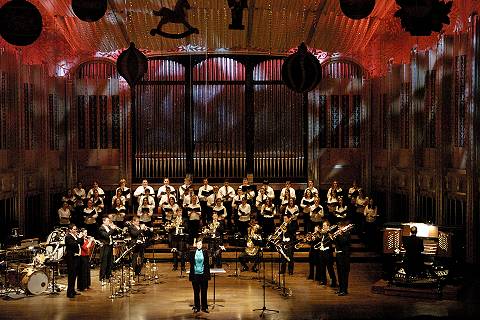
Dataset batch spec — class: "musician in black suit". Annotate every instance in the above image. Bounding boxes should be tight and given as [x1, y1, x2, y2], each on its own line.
[404, 226, 424, 278]
[128, 216, 148, 276]
[279, 213, 296, 275]
[334, 220, 351, 296]
[314, 221, 337, 287]
[98, 216, 118, 285]
[189, 239, 211, 313]
[65, 224, 83, 298]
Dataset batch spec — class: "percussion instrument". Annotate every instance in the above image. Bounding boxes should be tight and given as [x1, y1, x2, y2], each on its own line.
[20, 267, 48, 295]
[45, 228, 67, 261]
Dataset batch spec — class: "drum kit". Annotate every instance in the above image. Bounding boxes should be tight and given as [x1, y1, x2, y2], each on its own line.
[0, 227, 68, 297]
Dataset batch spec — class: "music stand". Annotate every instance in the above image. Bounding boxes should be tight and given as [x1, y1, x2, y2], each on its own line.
[253, 248, 279, 317]
[209, 268, 226, 309]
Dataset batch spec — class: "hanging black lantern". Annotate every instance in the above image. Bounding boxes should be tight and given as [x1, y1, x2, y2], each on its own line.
[0, 0, 42, 46]
[339, 0, 376, 20]
[116, 42, 148, 88]
[395, 0, 452, 36]
[72, 0, 108, 22]
[281, 43, 322, 94]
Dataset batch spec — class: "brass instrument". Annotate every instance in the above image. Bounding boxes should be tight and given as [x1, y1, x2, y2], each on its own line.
[202, 220, 220, 237]
[245, 224, 261, 256]
[313, 224, 354, 250]
[267, 212, 298, 245]
[165, 215, 183, 232]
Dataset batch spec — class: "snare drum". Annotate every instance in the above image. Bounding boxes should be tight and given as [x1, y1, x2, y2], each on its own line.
[21, 268, 48, 295]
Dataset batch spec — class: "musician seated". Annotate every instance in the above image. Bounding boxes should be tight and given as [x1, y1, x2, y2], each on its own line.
[403, 226, 424, 279]
[240, 219, 262, 272]
[239, 239, 261, 272]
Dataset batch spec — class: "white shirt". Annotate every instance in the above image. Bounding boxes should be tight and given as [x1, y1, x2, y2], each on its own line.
[304, 187, 319, 197]
[87, 187, 105, 199]
[219, 185, 235, 202]
[134, 185, 155, 199]
[238, 203, 251, 222]
[157, 185, 176, 198]
[263, 186, 275, 200]
[198, 185, 214, 202]
[280, 187, 296, 201]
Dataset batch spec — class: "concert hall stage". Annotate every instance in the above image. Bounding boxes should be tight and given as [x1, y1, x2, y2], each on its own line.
[0, 262, 477, 320]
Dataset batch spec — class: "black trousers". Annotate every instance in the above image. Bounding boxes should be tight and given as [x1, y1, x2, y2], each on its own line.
[336, 252, 350, 293]
[191, 274, 209, 310]
[66, 255, 78, 297]
[223, 201, 233, 230]
[99, 245, 113, 281]
[280, 246, 294, 274]
[132, 244, 145, 275]
[77, 255, 91, 290]
[318, 249, 337, 285]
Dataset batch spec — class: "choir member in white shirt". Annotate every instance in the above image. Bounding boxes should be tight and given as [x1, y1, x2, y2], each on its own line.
[285, 198, 300, 218]
[58, 202, 72, 226]
[138, 188, 155, 208]
[334, 197, 349, 223]
[87, 181, 105, 199]
[212, 198, 227, 221]
[280, 181, 296, 214]
[219, 180, 235, 229]
[137, 197, 154, 227]
[178, 176, 192, 204]
[241, 178, 256, 205]
[157, 177, 177, 199]
[355, 189, 368, 226]
[115, 178, 131, 206]
[304, 180, 319, 198]
[363, 198, 379, 250]
[206, 185, 221, 222]
[300, 189, 315, 233]
[73, 181, 86, 218]
[133, 179, 155, 204]
[162, 196, 180, 223]
[261, 180, 275, 201]
[232, 188, 244, 232]
[327, 181, 342, 211]
[91, 189, 104, 218]
[111, 198, 127, 227]
[186, 194, 202, 244]
[327, 184, 340, 214]
[255, 187, 268, 213]
[83, 199, 98, 236]
[310, 197, 325, 228]
[348, 180, 360, 204]
[198, 178, 214, 224]
[159, 187, 176, 208]
[260, 198, 276, 236]
[237, 197, 251, 237]
[183, 186, 195, 208]
[111, 188, 126, 208]
[62, 189, 76, 212]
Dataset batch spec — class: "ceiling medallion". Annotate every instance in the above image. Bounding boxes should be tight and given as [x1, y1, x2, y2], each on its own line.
[150, 0, 199, 39]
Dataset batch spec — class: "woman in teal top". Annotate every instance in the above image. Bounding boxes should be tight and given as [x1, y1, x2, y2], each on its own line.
[188, 239, 211, 313]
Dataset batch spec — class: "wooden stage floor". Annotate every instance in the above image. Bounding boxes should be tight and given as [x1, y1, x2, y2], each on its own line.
[0, 262, 478, 320]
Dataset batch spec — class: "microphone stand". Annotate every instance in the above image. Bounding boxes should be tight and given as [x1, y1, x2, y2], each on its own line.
[252, 247, 279, 317]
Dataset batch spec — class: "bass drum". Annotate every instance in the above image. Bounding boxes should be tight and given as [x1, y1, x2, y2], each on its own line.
[45, 228, 67, 261]
[21, 268, 49, 295]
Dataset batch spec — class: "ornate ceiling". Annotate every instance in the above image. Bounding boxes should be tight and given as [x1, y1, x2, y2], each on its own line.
[1, 0, 479, 74]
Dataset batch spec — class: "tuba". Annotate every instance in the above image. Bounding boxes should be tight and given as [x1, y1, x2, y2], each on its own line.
[245, 224, 261, 256]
